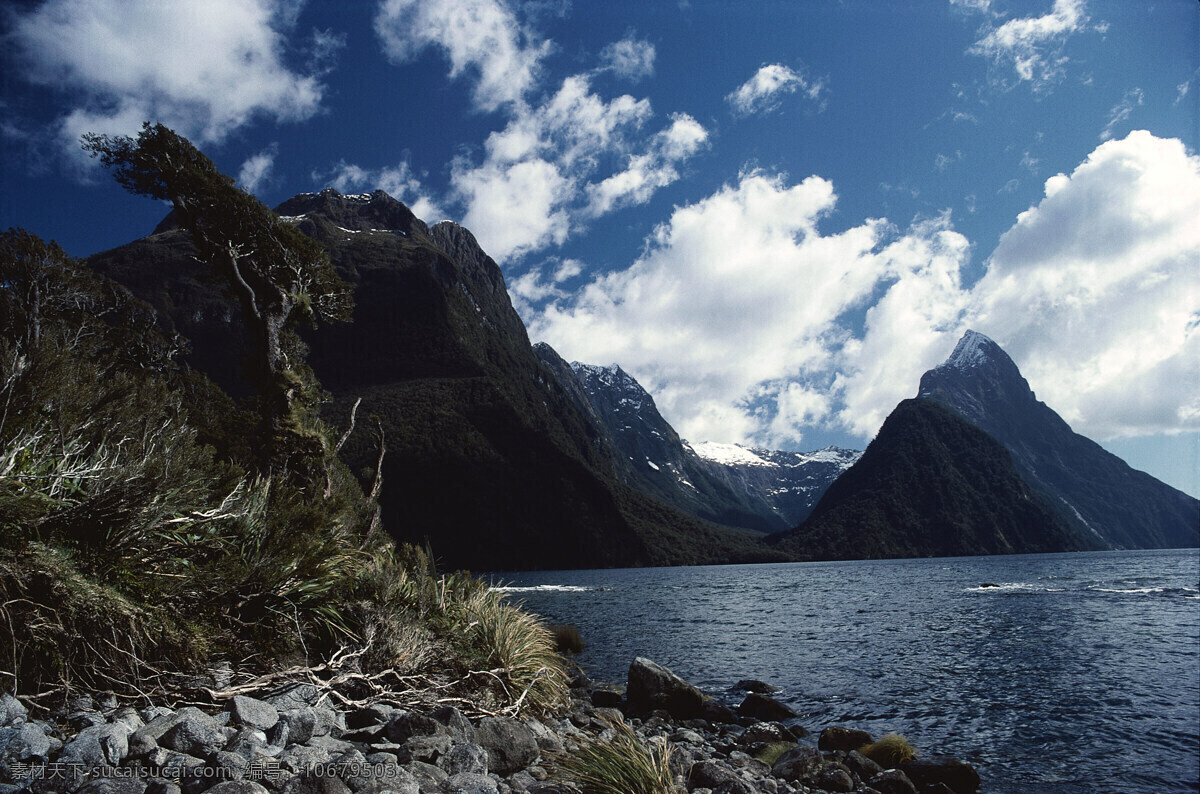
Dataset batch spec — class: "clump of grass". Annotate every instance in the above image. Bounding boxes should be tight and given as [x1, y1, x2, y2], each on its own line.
[858, 733, 917, 767]
[555, 715, 679, 794]
[458, 587, 570, 715]
[549, 623, 584, 655]
[754, 741, 796, 766]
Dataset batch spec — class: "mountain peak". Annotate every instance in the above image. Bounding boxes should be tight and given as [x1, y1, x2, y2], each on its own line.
[273, 187, 427, 236]
[940, 329, 998, 371]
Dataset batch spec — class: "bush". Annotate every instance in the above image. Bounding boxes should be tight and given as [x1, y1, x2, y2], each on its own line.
[859, 733, 917, 767]
[549, 623, 584, 655]
[554, 715, 679, 794]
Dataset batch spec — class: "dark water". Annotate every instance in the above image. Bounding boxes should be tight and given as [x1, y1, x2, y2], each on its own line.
[491, 549, 1200, 794]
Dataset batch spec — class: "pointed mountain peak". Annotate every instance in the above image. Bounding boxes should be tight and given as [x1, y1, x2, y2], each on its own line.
[934, 329, 1021, 375]
[273, 187, 426, 235]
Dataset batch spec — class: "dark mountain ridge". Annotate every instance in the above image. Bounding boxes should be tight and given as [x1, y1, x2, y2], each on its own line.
[919, 331, 1199, 550]
[89, 189, 778, 571]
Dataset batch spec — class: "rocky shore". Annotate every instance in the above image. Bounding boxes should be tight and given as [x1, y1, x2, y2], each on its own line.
[0, 657, 979, 794]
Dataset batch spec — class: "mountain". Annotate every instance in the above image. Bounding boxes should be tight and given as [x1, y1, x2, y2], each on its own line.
[89, 189, 780, 571]
[769, 398, 1088, 560]
[919, 331, 1199, 550]
[534, 344, 860, 532]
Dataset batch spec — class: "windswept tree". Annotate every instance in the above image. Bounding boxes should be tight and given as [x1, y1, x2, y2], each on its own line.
[83, 123, 352, 471]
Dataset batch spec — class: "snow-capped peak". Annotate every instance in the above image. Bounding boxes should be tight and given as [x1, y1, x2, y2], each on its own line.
[940, 330, 996, 371]
[689, 441, 774, 467]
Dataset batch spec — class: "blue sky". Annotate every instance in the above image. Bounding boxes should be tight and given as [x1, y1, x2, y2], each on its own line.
[2, 0, 1198, 497]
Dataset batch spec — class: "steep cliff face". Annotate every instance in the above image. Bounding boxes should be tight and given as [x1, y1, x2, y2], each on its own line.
[769, 398, 1088, 560]
[919, 331, 1199, 550]
[89, 189, 776, 570]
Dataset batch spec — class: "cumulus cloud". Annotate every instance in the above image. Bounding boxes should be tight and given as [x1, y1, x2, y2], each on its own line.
[317, 159, 443, 222]
[599, 34, 656, 82]
[374, 0, 550, 112]
[528, 131, 1198, 450]
[969, 130, 1200, 438]
[726, 63, 827, 117]
[450, 75, 707, 262]
[8, 0, 327, 158]
[968, 0, 1087, 92]
[237, 144, 278, 193]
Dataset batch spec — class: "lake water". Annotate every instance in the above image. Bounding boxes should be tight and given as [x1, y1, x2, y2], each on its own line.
[491, 549, 1200, 794]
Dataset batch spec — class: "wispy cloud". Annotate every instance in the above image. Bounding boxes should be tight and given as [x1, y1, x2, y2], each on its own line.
[726, 64, 827, 117]
[968, 0, 1088, 93]
[598, 33, 656, 82]
[315, 159, 443, 222]
[1100, 87, 1143, 141]
[8, 0, 328, 162]
[238, 144, 279, 194]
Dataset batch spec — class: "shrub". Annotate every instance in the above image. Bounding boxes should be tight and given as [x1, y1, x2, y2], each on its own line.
[859, 732, 917, 767]
[549, 623, 584, 655]
[554, 715, 679, 794]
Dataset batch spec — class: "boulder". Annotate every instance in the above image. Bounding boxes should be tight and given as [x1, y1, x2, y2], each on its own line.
[278, 709, 317, 745]
[230, 696, 279, 731]
[817, 764, 856, 792]
[430, 707, 474, 743]
[473, 717, 538, 775]
[442, 742, 489, 776]
[265, 684, 320, 712]
[159, 707, 223, 757]
[700, 698, 739, 725]
[0, 694, 27, 727]
[899, 759, 981, 794]
[204, 783, 271, 794]
[625, 657, 704, 719]
[61, 723, 131, 767]
[770, 745, 822, 781]
[440, 772, 498, 794]
[732, 679, 777, 694]
[0, 722, 52, 762]
[712, 780, 757, 794]
[868, 768, 919, 794]
[278, 771, 352, 793]
[735, 693, 796, 722]
[819, 726, 873, 752]
[74, 780, 148, 794]
[843, 749, 884, 781]
[689, 759, 740, 789]
[385, 712, 446, 744]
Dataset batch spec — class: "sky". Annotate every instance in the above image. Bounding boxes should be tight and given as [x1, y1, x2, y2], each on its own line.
[1, 0, 1198, 497]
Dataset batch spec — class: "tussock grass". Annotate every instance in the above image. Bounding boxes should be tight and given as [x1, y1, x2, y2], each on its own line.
[555, 715, 680, 794]
[859, 733, 917, 767]
[549, 623, 584, 655]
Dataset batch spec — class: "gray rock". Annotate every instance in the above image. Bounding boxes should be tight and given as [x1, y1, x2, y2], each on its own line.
[700, 699, 739, 725]
[732, 680, 777, 694]
[141, 706, 176, 723]
[266, 685, 320, 712]
[345, 762, 419, 794]
[0, 694, 28, 727]
[279, 742, 336, 774]
[430, 707, 474, 743]
[407, 759, 448, 788]
[74, 779, 148, 794]
[204, 782, 271, 794]
[386, 713, 447, 744]
[280, 771, 352, 793]
[736, 693, 796, 722]
[741, 722, 791, 746]
[144, 780, 183, 794]
[231, 696, 280, 731]
[441, 772, 498, 794]
[402, 734, 451, 764]
[225, 727, 269, 762]
[473, 718, 538, 776]
[844, 749, 884, 781]
[770, 745, 822, 781]
[817, 764, 855, 792]
[712, 780, 757, 794]
[279, 709, 318, 745]
[689, 759, 741, 789]
[442, 743, 488, 776]
[62, 722, 131, 767]
[212, 750, 251, 781]
[0, 722, 52, 762]
[111, 707, 145, 734]
[521, 720, 563, 755]
[160, 707, 222, 757]
[868, 768, 919, 794]
[818, 726, 873, 752]
[70, 711, 109, 731]
[625, 658, 704, 719]
[267, 719, 290, 749]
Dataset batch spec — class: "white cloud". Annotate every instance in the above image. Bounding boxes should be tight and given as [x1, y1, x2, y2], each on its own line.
[726, 64, 827, 117]
[949, 0, 991, 12]
[317, 159, 443, 222]
[374, 0, 550, 112]
[9, 0, 327, 157]
[969, 130, 1200, 439]
[968, 0, 1087, 93]
[509, 257, 584, 317]
[238, 144, 278, 193]
[449, 75, 706, 262]
[599, 34, 656, 82]
[935, 151, 963, 172]
[1100, 87, 1143, 141]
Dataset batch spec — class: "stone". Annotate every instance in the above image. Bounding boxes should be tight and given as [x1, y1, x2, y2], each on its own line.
[588, 690, 622, 708]
[402, 734, 451, 764]
[430, 707, 474, 743]
[689, 759, 740, 789]
[346, 705, 397, 731]
[0, 694, 27, 727]
[279, 709, 318, 745]
[441, 772, 498, 794]
[770, 745, 822, 781]
[712, 780, 757, 794]
[204, 783, 271, 794]
[473, 718, 538, 776]
[522, 719, 563, 755]
[74, 780, 148, 794]
[741, 722, 791, 746]
[279, 771, 352, 793]
[62, 722, 131, 767]
[868, 769, 919, 794]
[817, 764, 855, 792]
[160, 707, 223, 757]
[625, 657, 704, 719]
[735, 693, 796, 722]
[212, 750, 251, 781]
[265, 685, 320, 712]
[843, 749, 884, 781]
[732, 680, 777, 694]
[407, 759, 448, 788]
[700, 698, 739, 725]
[231, 696, 280, 731]
[144, 781, 183, 794]
[111, 707, 145, 733]
[0, 722, 52, 762]
[899, 759, 981, 794]
[386, 712, 447, 744]
[818, 726, 873, 752]
[443, 742, 489, 776]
